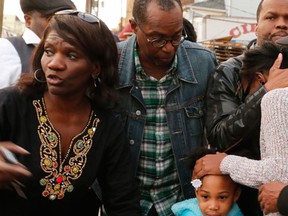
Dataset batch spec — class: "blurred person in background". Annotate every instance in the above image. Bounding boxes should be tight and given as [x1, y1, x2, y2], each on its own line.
[183, 18, 197, 42]
[0, 0, 76, 89]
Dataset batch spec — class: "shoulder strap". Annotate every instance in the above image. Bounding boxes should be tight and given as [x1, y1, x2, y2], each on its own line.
[6, 36, 34, 73]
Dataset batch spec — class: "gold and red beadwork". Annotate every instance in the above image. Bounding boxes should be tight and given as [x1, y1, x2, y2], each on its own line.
[33, 99, 100, 201]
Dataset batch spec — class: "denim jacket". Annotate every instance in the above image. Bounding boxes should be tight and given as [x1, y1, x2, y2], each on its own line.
[114, 34, 217, 199]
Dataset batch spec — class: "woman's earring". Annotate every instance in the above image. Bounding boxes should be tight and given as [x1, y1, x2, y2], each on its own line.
[34, 69, 46, 83]
[94, 78, 97, 88]
[93, 77, 101, 88]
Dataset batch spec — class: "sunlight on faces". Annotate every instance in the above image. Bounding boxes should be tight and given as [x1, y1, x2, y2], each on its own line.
[195, 175, 241, 216]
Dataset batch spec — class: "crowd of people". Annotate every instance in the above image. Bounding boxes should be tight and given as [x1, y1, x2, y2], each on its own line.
[0, 0, 288, 215]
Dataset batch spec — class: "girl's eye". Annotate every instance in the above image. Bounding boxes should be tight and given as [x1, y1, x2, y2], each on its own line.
[219, 196, 228, 200]
[201, 195, 209, 200]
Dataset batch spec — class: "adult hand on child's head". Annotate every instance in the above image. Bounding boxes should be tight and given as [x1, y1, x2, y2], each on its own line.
[192, 152, 227, 179]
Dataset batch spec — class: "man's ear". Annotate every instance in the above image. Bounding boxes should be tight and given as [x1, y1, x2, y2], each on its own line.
[129, 18, 137, 34]
[255, 24, 258, 37]
[24, 14, 32, 28]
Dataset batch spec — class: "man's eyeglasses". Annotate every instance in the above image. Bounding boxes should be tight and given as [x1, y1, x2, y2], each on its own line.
[55, 10, 101, 27]
[136, 22, 187, 48]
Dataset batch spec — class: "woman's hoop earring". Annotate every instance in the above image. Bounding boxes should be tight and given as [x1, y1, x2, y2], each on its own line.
[93, 78, 97, 88]
[93, 77, 101, 88]
[34, 69, 46, 83]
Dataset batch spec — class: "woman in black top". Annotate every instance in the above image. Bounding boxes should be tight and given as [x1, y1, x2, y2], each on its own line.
[0, 10, 140, 215]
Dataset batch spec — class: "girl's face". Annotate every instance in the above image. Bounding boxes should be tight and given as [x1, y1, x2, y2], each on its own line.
[196, 175, 241, 216]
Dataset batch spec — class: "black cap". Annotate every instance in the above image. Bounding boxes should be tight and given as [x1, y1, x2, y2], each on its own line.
[276, 36, 288, 46]
[20, 0, 76, 15]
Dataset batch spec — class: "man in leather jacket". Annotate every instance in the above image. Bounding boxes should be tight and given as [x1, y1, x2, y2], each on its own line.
[204, 0, 288, 215]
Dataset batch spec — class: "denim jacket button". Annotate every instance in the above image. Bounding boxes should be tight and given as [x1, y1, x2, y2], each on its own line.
[129, 139, 135, 145]
[135, 110, 141, 116]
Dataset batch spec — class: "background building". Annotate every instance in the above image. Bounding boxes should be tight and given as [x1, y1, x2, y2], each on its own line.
[1, 0, 261, 44]
[184, 0, 261, 43]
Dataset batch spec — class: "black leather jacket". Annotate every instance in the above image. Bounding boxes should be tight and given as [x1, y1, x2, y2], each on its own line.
[204, 55, 267, 159]
[278, 185, 288, 215]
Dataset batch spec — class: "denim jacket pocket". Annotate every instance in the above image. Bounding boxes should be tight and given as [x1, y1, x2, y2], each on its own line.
[184, 106, 204, 119]
[183, 103, 204, 138]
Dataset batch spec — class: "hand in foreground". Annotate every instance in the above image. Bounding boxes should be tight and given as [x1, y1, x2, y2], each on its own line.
[258, 181, 287, 214]
[265, 53, 288, 91]
[192, 152, 227, 179]
[0, 141, 32, 184]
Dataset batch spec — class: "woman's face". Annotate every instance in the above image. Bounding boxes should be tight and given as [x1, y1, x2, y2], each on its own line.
[196, 175, 241, 216]
[41, 30, 99, 97]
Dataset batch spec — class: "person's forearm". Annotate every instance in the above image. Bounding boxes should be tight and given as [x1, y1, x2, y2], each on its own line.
[220, 155, 279, 189]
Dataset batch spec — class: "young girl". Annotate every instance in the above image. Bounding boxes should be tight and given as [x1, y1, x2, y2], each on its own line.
[172, 149, 244, 216]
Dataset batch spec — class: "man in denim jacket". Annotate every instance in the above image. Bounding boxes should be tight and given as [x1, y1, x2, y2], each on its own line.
[114, 0, 217, 215]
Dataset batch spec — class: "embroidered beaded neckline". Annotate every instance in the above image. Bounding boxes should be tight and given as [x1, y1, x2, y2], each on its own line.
[33, 99, 100, 201]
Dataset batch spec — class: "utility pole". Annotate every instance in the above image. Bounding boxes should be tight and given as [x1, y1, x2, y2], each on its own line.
[0, 0, 4, 37]
[85, 0, 99, 16]
[86, 0, 92, 13]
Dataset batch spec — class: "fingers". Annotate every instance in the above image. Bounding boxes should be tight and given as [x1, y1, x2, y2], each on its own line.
[258, 183, 278, 214]
[192, 159, 200, 179]
[192, 154, 225, 179]
[5, 163, 32, 177]
[192, 157, 211, 179]
[0, 141, 30, 155]
[258, 184, 264, 194]
[271, 53, 283, 70]
[192, 158, 206, 179]
[0, 160, 32, 183]
[0, 142, 31, 183]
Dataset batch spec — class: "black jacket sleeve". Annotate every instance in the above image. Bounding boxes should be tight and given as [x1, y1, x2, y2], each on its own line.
[205, 56, 266, 157]
[278, 185, 288, 215]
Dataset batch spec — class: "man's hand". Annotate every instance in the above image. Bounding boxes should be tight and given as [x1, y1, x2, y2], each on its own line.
[258, 181, 287, 214]
[264, 53, 288, 91]
[192, 152, 227, 179]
